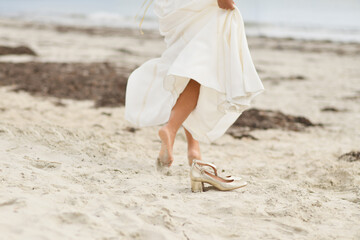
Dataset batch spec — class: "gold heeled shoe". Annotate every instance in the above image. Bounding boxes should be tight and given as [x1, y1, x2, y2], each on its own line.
[190, 160, 247, 192]
[190, 159, 243, 181]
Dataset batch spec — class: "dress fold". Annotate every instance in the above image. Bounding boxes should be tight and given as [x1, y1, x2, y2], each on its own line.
[125, 0, 265, 143]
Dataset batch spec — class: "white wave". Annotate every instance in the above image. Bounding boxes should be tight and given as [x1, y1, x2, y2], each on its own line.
[1, 10, 360, 43]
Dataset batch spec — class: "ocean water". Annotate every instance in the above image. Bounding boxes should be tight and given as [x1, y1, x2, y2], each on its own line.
[0, 0, 360, 42]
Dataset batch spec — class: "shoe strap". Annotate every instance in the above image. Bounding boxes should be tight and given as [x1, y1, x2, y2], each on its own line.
[193, 160, 218, 176]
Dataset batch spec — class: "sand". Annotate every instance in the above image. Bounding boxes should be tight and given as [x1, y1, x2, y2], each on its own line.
[0, 18, 360, 239]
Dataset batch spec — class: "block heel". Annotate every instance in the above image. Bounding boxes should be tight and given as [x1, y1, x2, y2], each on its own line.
[191, 180, 204, 192]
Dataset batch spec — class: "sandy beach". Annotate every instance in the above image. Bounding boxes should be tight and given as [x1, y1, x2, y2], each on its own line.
[0, 17, 360, 239]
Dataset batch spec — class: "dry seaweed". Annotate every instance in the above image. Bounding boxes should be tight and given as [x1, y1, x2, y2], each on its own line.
[338, 151, 360, 162]
[0, 46, 37, 56]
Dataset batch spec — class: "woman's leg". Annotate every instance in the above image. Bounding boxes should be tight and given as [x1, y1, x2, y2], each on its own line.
[184, 128, 202, 166]
[158, 79, 200, 166]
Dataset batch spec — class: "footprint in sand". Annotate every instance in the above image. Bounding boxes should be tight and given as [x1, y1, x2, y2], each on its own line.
[274, 221, 309, 236]
[57, 212, 90, 225]
[0, 198, 26, 209]
[24, 156, 62, 170]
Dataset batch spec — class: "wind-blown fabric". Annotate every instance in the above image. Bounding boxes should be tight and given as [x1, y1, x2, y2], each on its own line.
[125, 0, 265, 143]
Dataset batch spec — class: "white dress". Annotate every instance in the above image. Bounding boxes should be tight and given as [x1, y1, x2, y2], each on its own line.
[125, 0, 265, 143]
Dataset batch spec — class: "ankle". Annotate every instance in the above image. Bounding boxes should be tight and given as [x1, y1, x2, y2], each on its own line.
[188, 144, 201, 156]
[188, 149, 201, 157]
[160, 124, 178, 138]
[188, 149, 201, 166]
[188, 140, 200, 150]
